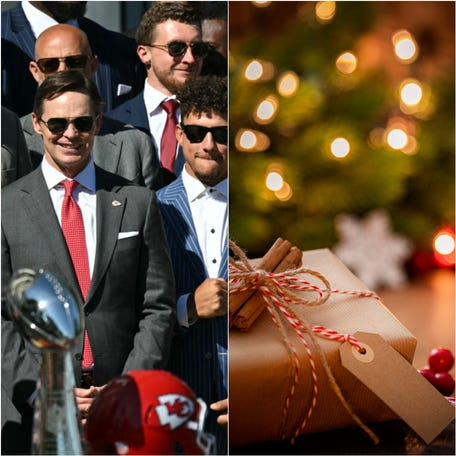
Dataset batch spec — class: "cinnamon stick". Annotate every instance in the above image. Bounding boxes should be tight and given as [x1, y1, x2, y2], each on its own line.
[229, 238, 292, 323]
[233, 246, 303, 331]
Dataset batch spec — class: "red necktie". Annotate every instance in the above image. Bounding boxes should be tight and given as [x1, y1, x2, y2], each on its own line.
[61, 180, 93, 368]
[160, 99, 179, 173]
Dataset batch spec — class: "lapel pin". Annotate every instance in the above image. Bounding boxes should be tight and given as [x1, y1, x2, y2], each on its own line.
[112, 200, 122, 206]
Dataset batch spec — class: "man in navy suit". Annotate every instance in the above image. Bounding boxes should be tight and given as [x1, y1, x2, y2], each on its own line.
[157, 75, 228, 454]
[107, 2, 210, 185]
[2, 1, 144, 117]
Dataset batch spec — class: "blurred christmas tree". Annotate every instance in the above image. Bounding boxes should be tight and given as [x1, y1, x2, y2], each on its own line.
[229, 1, 455, 274]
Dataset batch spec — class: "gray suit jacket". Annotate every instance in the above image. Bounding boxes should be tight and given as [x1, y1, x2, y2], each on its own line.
[2, 165, 176, 390]
[1, 106, 32, 187]
[21, 114, 163, 190]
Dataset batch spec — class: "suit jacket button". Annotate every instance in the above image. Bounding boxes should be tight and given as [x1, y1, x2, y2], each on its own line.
[205, 352, 213, 360]
[75, 353, 82, 361]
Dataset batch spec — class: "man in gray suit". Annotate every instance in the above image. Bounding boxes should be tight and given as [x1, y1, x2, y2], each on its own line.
[1, 106, 33, 187]
[1, 70, 176, 453]
[21, 23, 162, 190]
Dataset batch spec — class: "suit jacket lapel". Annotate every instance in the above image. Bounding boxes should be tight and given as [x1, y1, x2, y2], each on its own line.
[88, 167, 126, 302]
[161, 177, 206, 279]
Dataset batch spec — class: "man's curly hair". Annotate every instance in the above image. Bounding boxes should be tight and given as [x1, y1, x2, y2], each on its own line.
[136, 2, 202, 45]
[177, 75, 227, 119]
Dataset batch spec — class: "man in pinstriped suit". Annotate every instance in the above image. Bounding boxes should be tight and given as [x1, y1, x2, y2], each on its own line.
[157, 75, 228, 454]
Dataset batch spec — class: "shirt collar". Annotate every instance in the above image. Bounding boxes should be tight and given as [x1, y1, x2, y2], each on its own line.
[143, 80, 179, 116]
[22, 1, 79, 39]
[182, 166, 227, 202]
[41, 155, 96, 192]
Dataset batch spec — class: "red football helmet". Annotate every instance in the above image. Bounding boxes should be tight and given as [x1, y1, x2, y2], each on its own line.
[85, 370, 216, 455]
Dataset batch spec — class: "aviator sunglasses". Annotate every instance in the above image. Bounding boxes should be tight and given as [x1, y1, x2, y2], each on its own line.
[38, 116, 98, 134]
[35, 55, 89, 74]
[148, 40, 211, 58]
[181, 124, 228, 144]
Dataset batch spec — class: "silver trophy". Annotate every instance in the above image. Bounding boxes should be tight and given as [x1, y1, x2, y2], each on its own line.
[8, 269, 84, 455]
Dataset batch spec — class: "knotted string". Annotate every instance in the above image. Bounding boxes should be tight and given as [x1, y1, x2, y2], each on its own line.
[229, 240, 379, 444]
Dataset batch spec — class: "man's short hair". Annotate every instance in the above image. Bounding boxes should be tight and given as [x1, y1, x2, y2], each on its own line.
[33, 69, 104, 118]
[136, 2, 202, 45]
[177, 75, 227, 119]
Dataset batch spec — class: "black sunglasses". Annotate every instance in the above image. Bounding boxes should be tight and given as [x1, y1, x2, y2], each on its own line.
[149, 40, 211, 58]
[35, 55, 89, 74]
[38, 116, 97, 134]
[181, 124, 228, 144]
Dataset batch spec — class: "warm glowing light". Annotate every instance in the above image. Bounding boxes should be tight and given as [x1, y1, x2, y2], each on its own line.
[277, 72, 299, 97]
[392, 30, 418, 63]
[386, 128, 408, 150]
[255, 95, 278, 124]
[252, 1, 271, 7]
[336, 52, 357, 74]
[401, 135, 418, 155]
[235, 129, 270, 152]
[368, 127, 385, 149]
[266, 172, 284, 191]
[244, 60, 263, 81]
[434, 233, 455, 255]
[330, 137, 350, 158]
[400, 80, 423, 106]
[275, 182, 293, 201]
[315, 1, 336, 23]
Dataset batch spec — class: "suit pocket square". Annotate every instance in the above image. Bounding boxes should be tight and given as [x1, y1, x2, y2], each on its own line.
[117, 84, 132, 96]
[117, 231, 139, 240]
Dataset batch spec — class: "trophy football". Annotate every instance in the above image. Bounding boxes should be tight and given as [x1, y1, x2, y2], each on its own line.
[8, 268, 84, 455]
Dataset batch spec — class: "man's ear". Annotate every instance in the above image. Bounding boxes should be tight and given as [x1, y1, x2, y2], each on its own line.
[137, 45, 151, 65]
[176, 124, 185, 146]
[31, 113, 43, 135]
[29, 61, 42, 83]
[94, 112, 102, 135]
[89, 55, 99, 77]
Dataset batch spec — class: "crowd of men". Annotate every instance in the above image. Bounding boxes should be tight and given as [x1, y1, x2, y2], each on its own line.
[1, 2, 228, 454]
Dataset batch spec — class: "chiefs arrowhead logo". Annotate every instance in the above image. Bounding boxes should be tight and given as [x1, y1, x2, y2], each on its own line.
[152, 394, 194, 430]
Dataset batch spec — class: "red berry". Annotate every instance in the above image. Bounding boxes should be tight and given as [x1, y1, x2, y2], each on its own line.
[428, 347, 455, 373]
[433, 372, 455, 396]
[419, 367, 436, 385]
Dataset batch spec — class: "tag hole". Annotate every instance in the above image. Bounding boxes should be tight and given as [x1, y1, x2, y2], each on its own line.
[358, 347, 367, 355]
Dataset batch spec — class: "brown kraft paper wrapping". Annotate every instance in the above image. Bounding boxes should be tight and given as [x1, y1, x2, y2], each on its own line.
[229, 248, 417, 448]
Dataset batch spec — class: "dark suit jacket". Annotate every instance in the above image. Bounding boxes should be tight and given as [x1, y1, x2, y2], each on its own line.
[1, 3, 145, 117]
[21, 113, 163, 190]
[107, 92, 186, 180]
[2, 166, 176, 449]
[157, 175, 227, 453]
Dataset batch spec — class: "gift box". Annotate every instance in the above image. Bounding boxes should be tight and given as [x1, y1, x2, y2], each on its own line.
[229, 247, 418, 448]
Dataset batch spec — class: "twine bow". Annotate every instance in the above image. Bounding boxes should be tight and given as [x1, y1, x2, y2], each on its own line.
[229, 240, 379, 444]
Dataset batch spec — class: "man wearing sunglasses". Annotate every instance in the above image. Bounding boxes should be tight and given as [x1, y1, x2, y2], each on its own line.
[2, 0, 144, 118]
[157, 75, 228, 455]
[20, 23, 162, 190]
[107, 2, 213, 185]
[1, 70, 176, 454]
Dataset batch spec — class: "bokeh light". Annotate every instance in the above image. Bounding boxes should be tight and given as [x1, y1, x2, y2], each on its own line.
[315, 1, 336, 23]
[434, 229, 456, 267]
[386, 128, 408, 150]
[336, 52, 358, 74]
[265, 172, 284, 191]
[330, 137, 351, 158]
[255, 95, 279, 124]
[277, 71, 299, 97]
[392, 30, 418, 63]
[400, 80, 423, 106]
[275, 181, 293, 201]
[244, 60, 263, 81]
[235, 129, 271, 152]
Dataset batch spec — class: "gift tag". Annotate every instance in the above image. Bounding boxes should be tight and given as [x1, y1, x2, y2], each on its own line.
[340, 331, 455, 444]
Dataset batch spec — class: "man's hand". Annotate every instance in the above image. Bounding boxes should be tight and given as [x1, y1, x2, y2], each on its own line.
[189, 278, 227, 320]
[210, 398, 228, 427]
[74, 385, 105, 425]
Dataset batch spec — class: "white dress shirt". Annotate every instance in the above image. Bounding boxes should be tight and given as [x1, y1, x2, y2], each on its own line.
[22, 0, 79, 39]
[143, 80, 180, 162]
[41, 156, 97, 277]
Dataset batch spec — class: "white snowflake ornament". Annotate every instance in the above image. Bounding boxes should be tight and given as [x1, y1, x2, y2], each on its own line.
[333, 209, 413, 290]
